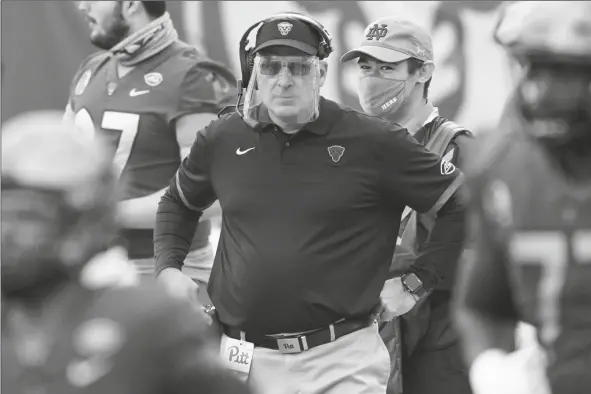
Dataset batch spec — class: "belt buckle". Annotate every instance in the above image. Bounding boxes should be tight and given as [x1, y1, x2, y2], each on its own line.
[276, 337, 302, 354]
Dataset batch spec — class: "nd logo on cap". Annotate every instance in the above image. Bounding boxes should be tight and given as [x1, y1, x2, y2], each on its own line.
[366, 24, 388, 41]
[340, 17, 434, 64]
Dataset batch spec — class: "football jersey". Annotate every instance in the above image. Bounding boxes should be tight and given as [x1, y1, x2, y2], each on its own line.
[68, 42, 236, 259]
[467, 127, 591, 394]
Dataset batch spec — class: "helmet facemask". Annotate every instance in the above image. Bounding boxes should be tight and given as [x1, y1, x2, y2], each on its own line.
[517, 60, 591, 148]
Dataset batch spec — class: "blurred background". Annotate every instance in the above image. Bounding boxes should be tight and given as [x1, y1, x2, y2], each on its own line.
[1, 1, 516, 132]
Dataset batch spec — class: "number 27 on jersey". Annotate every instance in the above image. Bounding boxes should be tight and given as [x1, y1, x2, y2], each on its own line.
[74, 108, 140, 178]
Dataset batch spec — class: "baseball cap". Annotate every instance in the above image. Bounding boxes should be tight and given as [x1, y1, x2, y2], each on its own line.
[341, 17, 433, 63]
[253, 18, 321, 57]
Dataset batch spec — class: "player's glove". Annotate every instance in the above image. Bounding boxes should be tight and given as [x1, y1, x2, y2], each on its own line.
[469, 347, 551, 394]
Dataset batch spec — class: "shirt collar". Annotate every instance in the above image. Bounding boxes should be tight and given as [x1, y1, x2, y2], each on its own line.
[302, 97, 332, 135]
[414, 106, 440, 144]
[252, 97, 333, 136]
[423, 106, 439, 126]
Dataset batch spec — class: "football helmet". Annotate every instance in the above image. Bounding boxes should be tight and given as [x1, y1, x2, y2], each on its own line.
[1, 111, 118, 298]
[494, 2, 591, 147]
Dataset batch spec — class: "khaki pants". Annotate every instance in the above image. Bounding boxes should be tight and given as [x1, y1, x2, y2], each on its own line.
[130, 243, 214, 305]
[223, 322, 390, 394]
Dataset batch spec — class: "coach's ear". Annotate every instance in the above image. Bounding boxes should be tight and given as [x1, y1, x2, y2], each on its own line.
[318, 60, 328, 88]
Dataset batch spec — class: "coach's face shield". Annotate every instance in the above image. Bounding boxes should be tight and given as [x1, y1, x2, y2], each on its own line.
[244, 54, 323, 126]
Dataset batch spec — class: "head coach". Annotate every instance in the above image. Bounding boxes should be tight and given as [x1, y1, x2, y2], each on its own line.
[154, 12, 467, 394]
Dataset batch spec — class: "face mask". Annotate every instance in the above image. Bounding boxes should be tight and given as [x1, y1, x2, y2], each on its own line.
[358, 75, 407, 117]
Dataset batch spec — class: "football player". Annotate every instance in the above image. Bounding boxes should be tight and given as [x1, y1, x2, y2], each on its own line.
[1, 111, 250, 394]
[64, 1, 236, 303]
[453, 2, 591, 394]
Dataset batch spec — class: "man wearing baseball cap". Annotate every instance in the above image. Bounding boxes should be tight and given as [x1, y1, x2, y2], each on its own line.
[342, 17, 473, 394]
[156, 12, 467, 394]
[239, 14, 327, 126]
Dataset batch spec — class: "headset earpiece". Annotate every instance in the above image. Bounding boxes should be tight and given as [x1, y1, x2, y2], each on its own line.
[246, 51, 255, 83]
[238, 22, 261, 89]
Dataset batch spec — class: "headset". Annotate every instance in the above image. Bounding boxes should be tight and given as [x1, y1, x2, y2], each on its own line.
[238, 12, 334, 90]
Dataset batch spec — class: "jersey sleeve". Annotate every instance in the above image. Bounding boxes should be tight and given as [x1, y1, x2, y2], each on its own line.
[378, 122, 464, 213]
[168, 60, 237, 122]
[454, 153, 520, 321]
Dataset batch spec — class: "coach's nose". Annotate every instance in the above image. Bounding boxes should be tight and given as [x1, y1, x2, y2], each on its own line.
[276, 67, 294, 89]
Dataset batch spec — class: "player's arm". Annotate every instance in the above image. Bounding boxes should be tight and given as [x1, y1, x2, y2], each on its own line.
[379, 123, 467, 292]
[452, 173, 532, 394]
[118, 61, 235, 229]
[116, 113, 221, 229]
[452, 174, 519, 365]
[154, 123, 217, 275]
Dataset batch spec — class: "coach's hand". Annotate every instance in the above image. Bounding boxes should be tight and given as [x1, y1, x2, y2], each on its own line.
[379, 277, 418, 321]
[158, 267, 200, 303]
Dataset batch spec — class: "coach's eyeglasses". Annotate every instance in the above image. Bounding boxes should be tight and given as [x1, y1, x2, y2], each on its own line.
[256, 55, 318, 77]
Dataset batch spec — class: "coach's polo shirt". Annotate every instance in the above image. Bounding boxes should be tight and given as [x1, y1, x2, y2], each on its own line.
[155, 97, 463, 335]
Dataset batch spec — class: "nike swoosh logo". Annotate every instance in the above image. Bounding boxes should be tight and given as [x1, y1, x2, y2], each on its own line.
[236, 147, 255, 155]
[129, 88, 150, 97]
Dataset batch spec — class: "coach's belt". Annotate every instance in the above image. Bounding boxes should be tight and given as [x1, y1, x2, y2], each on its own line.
[223, 317, 372, 354]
